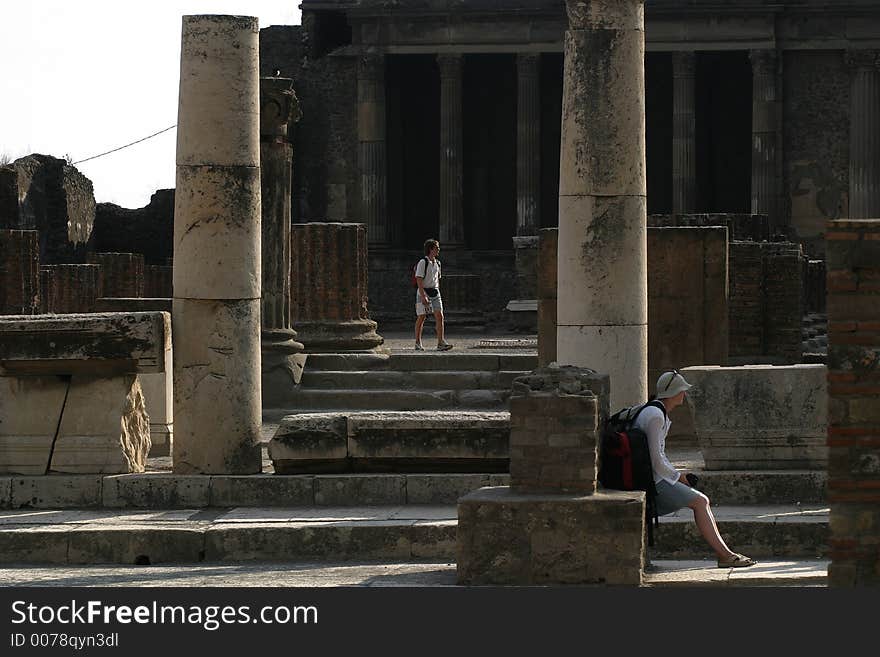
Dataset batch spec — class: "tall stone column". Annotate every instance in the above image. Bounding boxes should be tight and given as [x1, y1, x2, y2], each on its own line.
[517, 53, 541, 236]
[557, 0, 647, 409]
[260, 77, 306, 388]
[173, 15, 262, 474]
[289, 222, 383, 353]
[750, 49, 782, 225]
[358, 53, 389, 247]
[847, 50, 880, 218]
[672, 51, 696, 214]
[0, 229, 40, 315]
[438, 54, 464, 247]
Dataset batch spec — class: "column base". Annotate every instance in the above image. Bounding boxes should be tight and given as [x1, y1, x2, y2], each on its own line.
[504, 299, 538, 333]
[294, 319, 385, 353]
[148, 424, 173, 457]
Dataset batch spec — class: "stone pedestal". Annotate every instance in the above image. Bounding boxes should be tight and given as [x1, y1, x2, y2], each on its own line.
[506, 235, 538, 332]
[556, 0, 648, 410]
[438, 54, 464, 247]
[43, 264, 103, 313]
[172, 15, 263, 474]
[0, 229, 40, 315]
[672, 51, 696, 214]
[290, 222, 383, 352]
[87, 252, 145, 298]
[846, 51, 880, 219]
[683, 364, 828, 470]
[457, 364, 644, 586]
[750, 50, 782, 223]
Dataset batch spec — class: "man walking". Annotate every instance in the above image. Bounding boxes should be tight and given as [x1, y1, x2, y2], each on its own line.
[414, 238, 453, 351]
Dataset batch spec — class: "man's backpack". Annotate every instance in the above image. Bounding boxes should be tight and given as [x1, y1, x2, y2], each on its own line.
[598, 400, 667, 547]
[410, 257, 429, 288]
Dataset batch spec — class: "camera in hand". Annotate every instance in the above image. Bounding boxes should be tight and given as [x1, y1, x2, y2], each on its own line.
[685, 472, 699, 488]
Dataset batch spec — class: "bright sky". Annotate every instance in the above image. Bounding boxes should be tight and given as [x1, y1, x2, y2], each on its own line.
[0, 1, 301, 209]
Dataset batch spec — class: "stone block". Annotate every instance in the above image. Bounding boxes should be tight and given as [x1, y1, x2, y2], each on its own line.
[314, 474, 406, 506]
[268, 413, 349, 474]
[405, 474, 492, 504]
[683, 365, 828, 469]
[0, 312, 171, 375]
[209, 475, 314, 507]
[0, 527, 71, 564]
[0, 477, 11, 508]
[103, 473, 211, 508]
[9, 475, 103, 508]
[67, 527, 205, 564]
[457, 487, 645, 586]
[0, 375, 68, 475]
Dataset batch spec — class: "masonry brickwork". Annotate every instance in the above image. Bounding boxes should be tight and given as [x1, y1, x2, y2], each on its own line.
[826, 219, 880, 587]
[42, 264, 103, 314]
[87, 252, 145, 299]
[0, 230, 40, 315]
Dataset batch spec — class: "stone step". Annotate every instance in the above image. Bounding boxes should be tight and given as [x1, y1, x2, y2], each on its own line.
[265, 388, 510, 410]
[298, 370, 525, 391]
[303, 352, 537, 372]
[1, 469, 827, 509]
[0, 504, 828, 564]
[643, 559, 828, 587]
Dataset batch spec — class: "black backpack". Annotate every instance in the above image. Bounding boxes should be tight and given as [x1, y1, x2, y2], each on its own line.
[598, 400, 666, 547]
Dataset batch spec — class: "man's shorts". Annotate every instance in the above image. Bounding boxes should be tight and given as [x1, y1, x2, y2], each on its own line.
[416, 292, 443, 316]
[654, 478, 702, 516]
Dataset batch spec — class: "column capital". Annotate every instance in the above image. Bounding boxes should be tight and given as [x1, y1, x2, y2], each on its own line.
[749, 49, 778, 76]
[671, 51, 696, 78]
[846, 49, 880, 71]
[260, 77, 301, 140]
[357, 51, 385, 81]
[437, 53, 463, 79]
[517, 53, 541, 76]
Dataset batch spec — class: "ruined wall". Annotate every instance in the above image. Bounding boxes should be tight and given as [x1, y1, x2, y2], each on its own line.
[92, 190, 174, 265]
[826, 219, 880, 587]
[784, 50, 850, 259]
[0, 167, 18, 226]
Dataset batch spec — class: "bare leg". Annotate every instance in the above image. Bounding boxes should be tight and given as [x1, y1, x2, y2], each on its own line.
[415, 314, 427, 344]
[434, 310, 445, 344]
[688, 493, 736, 559]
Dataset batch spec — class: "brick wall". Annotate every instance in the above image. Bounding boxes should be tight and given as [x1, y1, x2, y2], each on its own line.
[826, 219, 880, 587]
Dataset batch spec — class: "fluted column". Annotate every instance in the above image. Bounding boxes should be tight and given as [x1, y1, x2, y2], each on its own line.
[672, 51, 696, 214]
[557, 0, 647, 409]
[87, 252, 144, 298]
[847, 50, 880, 218]
[173, 15, 262, 474]
[0, 229, 40, 314]
[260, 77, 306, 388]
[517, 53, 541, 236]
[358, 53, 389, 246]
[750, 49, 782, 223]
[438, 54, 464, 246]
[43, 264, 103, 313]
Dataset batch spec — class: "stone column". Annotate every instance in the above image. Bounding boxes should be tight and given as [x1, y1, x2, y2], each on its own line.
[290, 222, 383, 352]
[44, 264, 103, 313]
[144, 264, 172, 298]
[517, 53, 541, 236]
[537, 227, 558, 367]
[557, 0, 648, 409]
[173, 15, 262, 474]
[438, 54, 464, 247]
[672, 51, 696, 214]
[0, 229, 40, 315]
[750, 49, 782, 225]
[358, 53, 389, 247]
[847, 50, 880, 218]
[260, 77, 307, 388]
[87, 252, 144, 298]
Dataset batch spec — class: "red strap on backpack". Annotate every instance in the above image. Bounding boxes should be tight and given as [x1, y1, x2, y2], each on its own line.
[607, 432, 634, 490]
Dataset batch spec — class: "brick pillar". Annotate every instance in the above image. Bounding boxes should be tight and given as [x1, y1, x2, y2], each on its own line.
[0, 229, 40, 315]
[87, 252, 144, 298]
[847, 50, 880, 218]
[826, 219, 880, 586]
[145, 264, 172, 298]
[438, 54, 464, 247]
[537, 227, 558, 367]
[750, 50, 782, 227]
[43, 264, 103, 313]
[357, 52, 389, 247]
[672, 51, 696, 214]
[290, 222, 383, 352]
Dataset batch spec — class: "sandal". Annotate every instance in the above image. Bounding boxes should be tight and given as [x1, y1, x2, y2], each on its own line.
[717, 553, 757, 568]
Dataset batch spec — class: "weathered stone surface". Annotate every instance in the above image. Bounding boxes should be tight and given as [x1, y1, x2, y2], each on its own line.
[0, 312, 171, 375]
[0, 230, 40, 315]
[102, 473, 211, 508]
[457, 487, 645, 586]
[683, 365, 828, 470]
[209, 475, 314, 507]
[86, 252, 145, 298]
[537, 228, 558, 367]
[269, 413, 349, 474]
[67, 527, 205, 565]
[49, 375, 151, 474]
[172, 298, 262, 474]
[9, 475, 103, 508]
[314, 474, 406, 506]
[43, 264, 103, 314]
[0, 376, 67, 475]
[405, 474, 493, 505]
[92, 189, 175, 266]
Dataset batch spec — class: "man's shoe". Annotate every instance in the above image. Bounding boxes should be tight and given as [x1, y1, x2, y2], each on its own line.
[415, 342, 425, 351]
[437, 342, 453, 351]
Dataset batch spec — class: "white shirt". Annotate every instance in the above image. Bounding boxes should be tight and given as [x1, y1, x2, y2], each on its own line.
[415, 257, 440, 290]
[631, 403, 679, 485]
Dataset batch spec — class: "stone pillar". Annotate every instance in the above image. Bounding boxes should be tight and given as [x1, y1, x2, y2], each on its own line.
[87, 252, 144, 298]
[517, 53, 541, 236]
[172, 15, 262, 474]
[0, 167, 18, 227]
[557, 0, 648, 409]
[826, 219, 880, 586]
[290, 222, 383, 352]
[0, 230, 40, 315]
[438, 54, 464, 247]
[44, 264, 103, 313]
[537, 227, 558, 367]
[358, 53, 389, 247]
[847, 50, 880, 219]
[672, 51, 696, 214]
[750, 49, 782, 226]
[260, 77, 307, 388]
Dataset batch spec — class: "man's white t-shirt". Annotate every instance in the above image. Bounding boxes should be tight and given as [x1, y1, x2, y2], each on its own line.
[415, 257, 440, 290]
[631, 403, 680, 485]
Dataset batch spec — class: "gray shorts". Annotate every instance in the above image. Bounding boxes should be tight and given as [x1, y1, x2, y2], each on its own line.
[416, 291, 443, 316]
[654, 478, 702, 516]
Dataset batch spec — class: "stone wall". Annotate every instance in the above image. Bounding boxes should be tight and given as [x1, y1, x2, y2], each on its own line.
[92, 190, 174, 265]
[648, 213, 781, 242]
[0, 230, 40, 315]
[0, 167, 18, 226]
[784, 51, 849, 259]
[826, 219, 880, 587]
